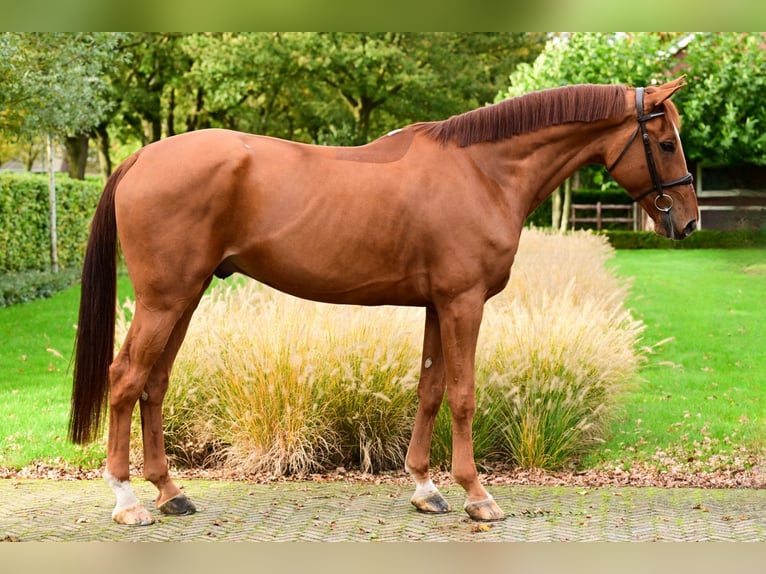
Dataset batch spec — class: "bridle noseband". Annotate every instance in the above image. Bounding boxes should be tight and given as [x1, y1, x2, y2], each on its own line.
[607, 87, 693, 216]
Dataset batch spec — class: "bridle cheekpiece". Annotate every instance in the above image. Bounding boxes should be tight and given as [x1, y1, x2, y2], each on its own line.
[607, 87, 694, 216]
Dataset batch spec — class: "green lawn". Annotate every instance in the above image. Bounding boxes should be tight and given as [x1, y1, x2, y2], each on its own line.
[0, 276, 133, 468]
[585, 249, 766, 470]
[1, 249, 764, 472]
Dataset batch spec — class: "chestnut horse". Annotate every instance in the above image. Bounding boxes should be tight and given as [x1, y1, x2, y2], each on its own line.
[70, 76, 697, 525]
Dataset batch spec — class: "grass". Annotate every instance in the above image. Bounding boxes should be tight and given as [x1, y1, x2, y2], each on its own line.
[0, 274, 133, 468]
[583, 248, 766, 471]
[1, 242, 764, 475]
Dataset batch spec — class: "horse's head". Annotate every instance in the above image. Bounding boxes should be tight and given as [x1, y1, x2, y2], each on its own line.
[606, 76, 698, 240]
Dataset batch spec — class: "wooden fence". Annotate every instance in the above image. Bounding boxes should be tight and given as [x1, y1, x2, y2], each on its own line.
[570, 202, 636, 231]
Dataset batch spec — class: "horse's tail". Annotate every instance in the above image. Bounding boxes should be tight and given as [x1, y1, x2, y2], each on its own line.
[69, 152, 141, 444]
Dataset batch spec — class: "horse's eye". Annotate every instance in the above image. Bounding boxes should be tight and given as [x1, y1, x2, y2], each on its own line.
[660, 141, 676, 153]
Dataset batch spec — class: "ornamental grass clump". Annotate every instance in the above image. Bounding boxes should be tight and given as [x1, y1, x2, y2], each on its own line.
[430, 229, 644, 470]
[118, 228, 645, 474]
[120, 282, 422, 475]
[477, 229, 645, 469]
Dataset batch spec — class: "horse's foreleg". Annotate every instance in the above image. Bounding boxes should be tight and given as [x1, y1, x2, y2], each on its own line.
[139, 286, 208, 517]
[439, 294, 505, 522]
[105, 304, 186, 526]
[405, 308, 451, 513]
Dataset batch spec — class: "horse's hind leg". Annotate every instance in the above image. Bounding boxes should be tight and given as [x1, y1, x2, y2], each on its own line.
[138, 282, 209, 517]
[405, 307, 451, 513]
[105, 296, 198, 525]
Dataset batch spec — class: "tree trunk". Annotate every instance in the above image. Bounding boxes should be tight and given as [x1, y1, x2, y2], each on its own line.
[355, 99, 374, 145]
[92, 123, 112, 178]
[64, 134, 89, 179]
[167, 87, 176, 137]
[46, 133, 59, 273]
[551, 186, 562, 229]
[560, 177, 572, 232]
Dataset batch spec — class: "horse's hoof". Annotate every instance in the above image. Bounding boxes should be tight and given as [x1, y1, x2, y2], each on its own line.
[464, 496, 505, 522]
[411, 491, 452, 514]
[158, 493, 196, 516]
[112, 503, 155, 526]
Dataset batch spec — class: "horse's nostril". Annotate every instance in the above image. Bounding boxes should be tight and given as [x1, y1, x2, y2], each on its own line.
[684, 220, 697, 237]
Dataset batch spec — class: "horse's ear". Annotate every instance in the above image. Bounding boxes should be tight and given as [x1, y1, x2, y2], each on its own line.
[644, 75, 687, 109]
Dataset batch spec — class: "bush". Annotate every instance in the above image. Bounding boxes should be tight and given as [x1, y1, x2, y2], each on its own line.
[0, 267, 81, 308]
[604, 228, 766, 249]
[118, 229, 644, 474]
[0, 172, 102, 272]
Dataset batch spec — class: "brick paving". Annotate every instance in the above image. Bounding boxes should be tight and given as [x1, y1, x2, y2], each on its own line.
[2, 478, 765, 541]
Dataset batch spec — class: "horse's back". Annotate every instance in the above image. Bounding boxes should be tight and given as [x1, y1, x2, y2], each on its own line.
[111, 128, 444, 305]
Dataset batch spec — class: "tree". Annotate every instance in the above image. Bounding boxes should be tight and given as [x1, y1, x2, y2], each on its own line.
[298, 33, 547, 145]
[176, 33, 546, 146]
[672, 33, 766, 167]
[0, 33, 122, 271]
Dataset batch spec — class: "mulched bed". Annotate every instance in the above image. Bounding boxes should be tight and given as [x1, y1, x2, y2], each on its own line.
[3, 458, 765, 490]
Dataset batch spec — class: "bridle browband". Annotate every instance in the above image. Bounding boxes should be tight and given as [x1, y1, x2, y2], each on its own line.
[606, 87, 693, 214]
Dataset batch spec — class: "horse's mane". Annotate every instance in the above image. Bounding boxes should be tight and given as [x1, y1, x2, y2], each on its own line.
[416, 84, 627, 147]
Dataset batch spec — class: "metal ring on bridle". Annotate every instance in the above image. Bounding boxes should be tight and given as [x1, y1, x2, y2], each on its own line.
[654, 193, 673, 213]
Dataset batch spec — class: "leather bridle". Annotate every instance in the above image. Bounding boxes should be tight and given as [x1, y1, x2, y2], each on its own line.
[607, 87, 694, 217]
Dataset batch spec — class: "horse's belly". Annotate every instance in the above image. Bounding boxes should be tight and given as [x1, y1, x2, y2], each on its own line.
[221, 248, 429, 307]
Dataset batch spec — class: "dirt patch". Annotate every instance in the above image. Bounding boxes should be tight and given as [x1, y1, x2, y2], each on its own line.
[743, 263, 766, 275]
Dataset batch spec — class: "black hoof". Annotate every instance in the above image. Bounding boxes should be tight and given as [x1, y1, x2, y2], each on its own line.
[158, 493, 197, 516]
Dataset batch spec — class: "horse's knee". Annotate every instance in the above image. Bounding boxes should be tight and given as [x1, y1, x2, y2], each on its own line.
[446, 390, 476, 426]
[417, 375, 446, 414]
[417, 391, 444, 419]
[140, 373, 170, 406]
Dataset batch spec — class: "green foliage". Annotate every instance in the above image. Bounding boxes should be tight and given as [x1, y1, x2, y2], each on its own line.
[673, 33, 766, 166]
[501, 32, 766, 169]
[93, 32, 545, 149]
[0, 267, 80, 308]
[0, 172, 102, 272]
[604, 229, 766, 250]
[501, 33, 676, 98]
[0, 33, 124, 136]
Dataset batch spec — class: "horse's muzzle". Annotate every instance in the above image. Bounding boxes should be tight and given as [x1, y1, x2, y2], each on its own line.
[682, 219, 697, 239]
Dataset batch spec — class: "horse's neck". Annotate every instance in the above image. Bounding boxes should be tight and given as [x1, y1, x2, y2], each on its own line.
[474, 120, 618, 213]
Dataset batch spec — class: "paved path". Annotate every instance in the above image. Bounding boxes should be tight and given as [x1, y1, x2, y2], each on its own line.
[2, 478, 766, 541]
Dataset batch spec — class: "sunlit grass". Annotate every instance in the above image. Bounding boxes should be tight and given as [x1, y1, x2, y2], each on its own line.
[583, 248, 766, 472]
[0, 275, 133, 468]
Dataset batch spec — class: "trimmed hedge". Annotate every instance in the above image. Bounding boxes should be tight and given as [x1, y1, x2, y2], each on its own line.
[0, 172, 103, 272]
[0, 267, 81, 308]
[603, 228, 766, 249]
